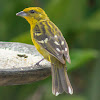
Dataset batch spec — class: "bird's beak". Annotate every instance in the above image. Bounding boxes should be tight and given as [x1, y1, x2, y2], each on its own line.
[16, 11, 28, 17]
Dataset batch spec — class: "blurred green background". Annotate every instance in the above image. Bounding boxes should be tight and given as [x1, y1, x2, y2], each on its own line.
[0, 0, 100, 100]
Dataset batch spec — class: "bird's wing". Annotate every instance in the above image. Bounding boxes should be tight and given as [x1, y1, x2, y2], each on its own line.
[33, 20, 71, 64]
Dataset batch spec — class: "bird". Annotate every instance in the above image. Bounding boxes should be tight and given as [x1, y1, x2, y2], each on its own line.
[16, 7, 73, 96]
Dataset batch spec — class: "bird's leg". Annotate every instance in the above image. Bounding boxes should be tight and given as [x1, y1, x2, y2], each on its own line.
[34, 58, 44, 66]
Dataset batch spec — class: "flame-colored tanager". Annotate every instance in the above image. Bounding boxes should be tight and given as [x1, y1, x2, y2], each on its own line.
[16, 7, 73, 96]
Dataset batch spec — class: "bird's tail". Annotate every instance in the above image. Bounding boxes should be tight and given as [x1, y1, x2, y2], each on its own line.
[50, 57, 73, 96]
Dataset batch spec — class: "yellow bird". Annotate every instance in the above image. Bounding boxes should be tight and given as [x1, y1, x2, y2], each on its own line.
[16, 7, 73, 96]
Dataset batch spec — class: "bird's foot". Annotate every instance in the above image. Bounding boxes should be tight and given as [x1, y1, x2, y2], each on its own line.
[34, 58, 44, 66]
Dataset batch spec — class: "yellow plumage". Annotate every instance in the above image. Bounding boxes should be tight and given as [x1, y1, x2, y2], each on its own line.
[16, 7, 73, 96]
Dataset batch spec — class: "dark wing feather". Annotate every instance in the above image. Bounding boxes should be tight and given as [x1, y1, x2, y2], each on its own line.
[33, 21, 71, 64]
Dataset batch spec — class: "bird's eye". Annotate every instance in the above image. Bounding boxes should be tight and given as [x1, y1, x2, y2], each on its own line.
[30, 10, 35, 13]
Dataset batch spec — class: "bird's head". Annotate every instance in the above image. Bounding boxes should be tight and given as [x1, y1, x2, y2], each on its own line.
[16, 7, 49, 24]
